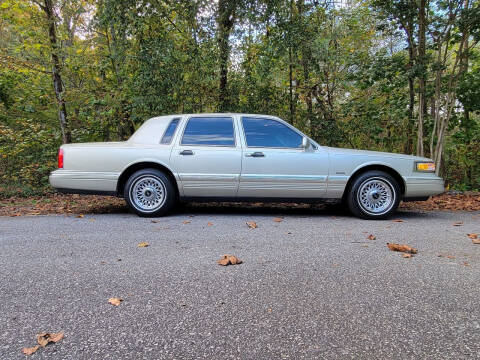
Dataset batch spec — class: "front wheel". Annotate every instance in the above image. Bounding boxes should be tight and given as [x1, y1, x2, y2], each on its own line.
[347, 171, 401, 220]
[124, 168, 176, 217]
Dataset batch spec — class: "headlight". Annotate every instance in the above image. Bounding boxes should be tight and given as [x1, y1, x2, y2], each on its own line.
[415, 161, 436, 172]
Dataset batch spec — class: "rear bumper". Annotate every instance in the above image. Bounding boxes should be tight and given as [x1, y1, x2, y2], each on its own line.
[49, 170, 119, 193]
[403, 176, 444, 197]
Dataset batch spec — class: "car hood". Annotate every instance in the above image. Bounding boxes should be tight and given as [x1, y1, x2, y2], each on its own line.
[324, 146, 432, 162]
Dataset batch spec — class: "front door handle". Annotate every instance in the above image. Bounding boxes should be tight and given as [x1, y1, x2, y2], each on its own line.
[180, 150, 194, 156]
[246, 152, 265, 157]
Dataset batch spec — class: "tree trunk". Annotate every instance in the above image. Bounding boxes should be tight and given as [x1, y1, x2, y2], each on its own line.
[416, 0, 427, 157]
[217, 0, 236, 112]
[405, 19, 416, 155]
[43, 0, 71, 144]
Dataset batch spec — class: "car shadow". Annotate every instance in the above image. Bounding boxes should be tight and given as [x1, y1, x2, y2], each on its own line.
[169, 202, 431, 219]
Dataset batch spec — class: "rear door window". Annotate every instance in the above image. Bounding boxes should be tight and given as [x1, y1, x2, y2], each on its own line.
[181, 117, 235, 146]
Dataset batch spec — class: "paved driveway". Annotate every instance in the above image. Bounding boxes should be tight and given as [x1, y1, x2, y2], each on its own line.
[1, 206, 479, 359]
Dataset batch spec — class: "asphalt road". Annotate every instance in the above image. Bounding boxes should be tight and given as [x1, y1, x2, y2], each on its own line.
[1, 205, 479, 359]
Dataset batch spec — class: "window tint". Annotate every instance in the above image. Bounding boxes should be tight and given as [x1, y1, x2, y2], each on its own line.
[242, 117, 303, 148]
[181, 117, 235, 146]
[160, 118, 180, 144]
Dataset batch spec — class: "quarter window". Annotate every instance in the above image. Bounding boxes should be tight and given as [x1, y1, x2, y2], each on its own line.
[181, 117, 235, 146]
[242, 117, 303, 148]
[160, 118, 180, 144]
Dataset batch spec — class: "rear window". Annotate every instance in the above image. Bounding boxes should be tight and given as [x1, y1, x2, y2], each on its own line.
[160, 118, 180, 144]
[181, 117, 235, 146]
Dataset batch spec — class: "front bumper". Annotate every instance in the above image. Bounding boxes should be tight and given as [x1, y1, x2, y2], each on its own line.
[403, 175, 444, 198]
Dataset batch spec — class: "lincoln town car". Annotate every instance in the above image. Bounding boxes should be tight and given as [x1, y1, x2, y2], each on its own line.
[49, 114, 444, 219]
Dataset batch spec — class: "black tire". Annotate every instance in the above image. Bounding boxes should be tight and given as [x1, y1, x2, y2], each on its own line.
[346, 170, 401, 220]
[124, 168, 176, 217]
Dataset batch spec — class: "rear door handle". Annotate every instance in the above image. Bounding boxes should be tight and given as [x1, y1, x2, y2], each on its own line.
[245, 152, 265, 157]
[180, 150, 194, 155]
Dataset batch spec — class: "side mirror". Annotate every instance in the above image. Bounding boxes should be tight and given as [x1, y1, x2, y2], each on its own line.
[301, 137, 309, 149]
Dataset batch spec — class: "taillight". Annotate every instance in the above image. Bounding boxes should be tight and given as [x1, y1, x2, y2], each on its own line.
[58, 148, 64, 168]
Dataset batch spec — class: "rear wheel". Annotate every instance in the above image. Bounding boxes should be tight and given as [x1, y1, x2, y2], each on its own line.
[124, 168, 176, 217]
[347, 170, 400, 220]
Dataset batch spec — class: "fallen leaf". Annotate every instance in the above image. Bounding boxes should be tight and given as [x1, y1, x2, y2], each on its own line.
[285, 231, 292, 235]
[182, 220, 191, 224]
[392, 219, 404, 223]
[386, 243, 418, 254]
[37, 332, 64, 347]
[367, 234, 376, 240]
[472, 238, 480, 245]
[22, 345, 39, 355]
[207, 222, 213, 226]
[453, 221, 463, 226]
[467, 233, 478, 239]
[273, 217, 283, 222]
[246, 221, 258, 229]
[462, 261, 470, 266]
[151, 220, 160, 223]
[108, 297, 123, 306]
[100, 261, 107, 265]
[217, 254, 243, 266]
[402, 253, 413, 258]
[446, 255, 455, 259]
[137, 241, 149, 248]
[76, 214, 84, 218]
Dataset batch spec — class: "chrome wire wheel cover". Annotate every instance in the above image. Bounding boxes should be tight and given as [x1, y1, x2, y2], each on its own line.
[130, 176, 166, 212]
[357, 177, 395, 215]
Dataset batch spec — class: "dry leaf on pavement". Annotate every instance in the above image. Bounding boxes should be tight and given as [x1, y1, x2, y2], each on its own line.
[108, 297, 123, 306]
[453, 222, 464, 226]
[37, 332, 64, 347]
[137, 241, 149, 248]
[367, 234, 376, 240]
[387, 243, 418, 254]
[402, 253, 413, 258]
[182, 220, 191, 224]
[392, 219, 404, 223]
[22, 345, 39, 355]
[472, 238, 480, 244]
[273, 217, 283, 222]
[246, 221, 258, 228]
[207, 222, 213, 226]
[76, 214, 84, 218]
[217, 255, 243, 266]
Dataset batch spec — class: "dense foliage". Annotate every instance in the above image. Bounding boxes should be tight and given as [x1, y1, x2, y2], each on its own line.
[0, 0, 479, 196]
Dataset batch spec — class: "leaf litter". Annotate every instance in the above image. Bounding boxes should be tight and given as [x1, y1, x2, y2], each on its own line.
[217, 255, 243, 266]
[22, 332, 64, 356]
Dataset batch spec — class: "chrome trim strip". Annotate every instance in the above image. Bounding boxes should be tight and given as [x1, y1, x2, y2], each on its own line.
[240, 174, 327, 182]
[180, 173, 239, 181]
[50, 170, 120, 180]
[327, 175, 349, 183]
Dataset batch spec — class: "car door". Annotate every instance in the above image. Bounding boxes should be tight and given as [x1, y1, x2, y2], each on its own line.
[238, 116, 329, 199]
[171, 115, 242, 198]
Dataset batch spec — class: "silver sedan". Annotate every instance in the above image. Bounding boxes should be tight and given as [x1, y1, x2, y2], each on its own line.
[49, 113, 444, 219]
